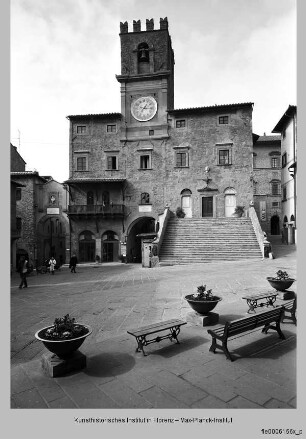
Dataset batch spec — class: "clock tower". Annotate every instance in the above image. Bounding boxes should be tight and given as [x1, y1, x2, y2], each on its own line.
[116, 18, 174, 142]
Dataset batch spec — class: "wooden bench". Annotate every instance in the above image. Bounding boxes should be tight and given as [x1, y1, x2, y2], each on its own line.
[127, 319, 187, 356]
[207, 306, 285, 362]
[242, 292, 278, 314]
[281, 298, 297, 325]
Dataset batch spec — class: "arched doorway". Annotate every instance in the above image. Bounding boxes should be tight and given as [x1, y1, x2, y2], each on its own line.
[270, 215, 280, 235]
[102, 231, 119, 262]
[181, 189, 192, 218]
[79, 231, 96, 262]
[126, 217, 155, 263]
[224, 188, 236, 217]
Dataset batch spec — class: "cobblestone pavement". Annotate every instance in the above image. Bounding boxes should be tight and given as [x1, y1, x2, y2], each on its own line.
[10, 242, 297, 412]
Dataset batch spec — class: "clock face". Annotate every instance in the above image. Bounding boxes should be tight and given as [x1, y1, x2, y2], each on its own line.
[131, 96, 157, 122]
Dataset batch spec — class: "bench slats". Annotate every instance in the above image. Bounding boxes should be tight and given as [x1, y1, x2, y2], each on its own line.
[127, 319, 186, 337]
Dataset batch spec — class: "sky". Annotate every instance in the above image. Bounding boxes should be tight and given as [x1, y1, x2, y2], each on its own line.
[10, 0, 297, 183]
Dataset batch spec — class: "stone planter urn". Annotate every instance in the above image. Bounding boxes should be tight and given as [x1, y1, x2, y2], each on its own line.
[266, 270, 295, 292]
[185, 294, 222, 315]
[266, 277, 295, 292]
[35, 324, 92, 359]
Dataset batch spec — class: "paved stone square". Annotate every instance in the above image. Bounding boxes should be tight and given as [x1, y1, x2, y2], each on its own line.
[10, 243, 297, 410]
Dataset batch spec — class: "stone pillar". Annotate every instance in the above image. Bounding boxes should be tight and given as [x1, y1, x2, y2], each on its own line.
[95, 238, 102, 260]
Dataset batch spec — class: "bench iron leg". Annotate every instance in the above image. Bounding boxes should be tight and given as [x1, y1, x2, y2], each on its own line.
[135, 336, 147, 356]
[209, 336, 217, 353]
[222, 340, 233, 362]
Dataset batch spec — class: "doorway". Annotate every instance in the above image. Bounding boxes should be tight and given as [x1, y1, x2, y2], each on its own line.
[224, 188, 237, 217]
[270, 215, 280, 235]
[102, 231, 119, 262]
[181, 189, 192, 218]
[79, 231, 96, 262]
[202, 196, 213, 217]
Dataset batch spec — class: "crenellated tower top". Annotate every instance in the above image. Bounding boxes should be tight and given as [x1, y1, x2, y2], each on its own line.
[119, 17, 168, 34]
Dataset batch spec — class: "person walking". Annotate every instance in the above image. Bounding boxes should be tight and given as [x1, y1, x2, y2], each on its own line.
[69, 254, 78, 273]
[18, 256, 29, 289]
[49, 257, 56, 275]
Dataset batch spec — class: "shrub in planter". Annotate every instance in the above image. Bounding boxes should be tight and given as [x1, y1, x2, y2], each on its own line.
[185, 284, 222, 315]
[176, 206, 186, 218]
[266, 270, 295, 291]
[233, 206, 244, 217]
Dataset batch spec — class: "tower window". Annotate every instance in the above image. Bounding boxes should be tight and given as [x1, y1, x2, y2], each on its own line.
[107, 156, 118, 170]
[76, 125, 87, 134]
[107, 124, 116, 133]
[16, 188, 21, 201]
[140, 154, 151, 169]
[271, 157, 280, 168]
[219, 116, 229, 124]
[76, 157, 87, 171]
[282, 153, 287, 167]
[140, 192, 150, 204]
[271, 182, 281, 196]
[176, 119, 186, 128]
[176, 151, 188, 167]
[218, 149, 231, 165]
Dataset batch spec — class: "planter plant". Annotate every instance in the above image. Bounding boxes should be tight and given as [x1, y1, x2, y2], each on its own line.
[185, 284, 222, 315]
[266, 270, 295, 292]
[232, 205, 244, 218]
[35, 314, 92, 359]
[176, 206, 186, 218]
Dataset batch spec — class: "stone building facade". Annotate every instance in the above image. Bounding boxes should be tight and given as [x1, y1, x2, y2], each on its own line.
[10, 144, 70, 268]
[272, 105, 297, 244]
[252, 134, 282, 236]
[65, 18, 254, 263]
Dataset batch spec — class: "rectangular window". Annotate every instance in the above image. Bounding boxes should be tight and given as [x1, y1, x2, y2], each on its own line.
[16, 188, 21, 201]
[107, 124, 116, 133]
[282, 187, 287, 201]
[16, 217, 22, 231]
[140, 155, 151, 169]
[176, 152, 188, 167]
[107, 156, 118, 170]
[219, 116, 229, 124]
[218, 149, 231, 165]
[271, 157, 280, 168]
[149, 130, 154, 136]
[176, 119, 186, 128]
[272, 201, 280, 208]
[76, 125, 86, 134]
[282, 153, 287, 168]
[272, 183, 280, 196]
[76, 157, 87, 171]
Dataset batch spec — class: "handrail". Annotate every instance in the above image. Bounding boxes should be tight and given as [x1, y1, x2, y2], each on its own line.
[248, 205, 266, 258]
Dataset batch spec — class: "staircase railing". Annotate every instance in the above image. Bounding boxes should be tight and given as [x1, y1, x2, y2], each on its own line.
[248, 205, 266, 258]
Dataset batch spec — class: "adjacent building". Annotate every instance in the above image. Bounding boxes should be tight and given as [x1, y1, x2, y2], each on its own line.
[65, 18, 254, 263]
[252, 134, 282, 236]
[272, 105, 297, 244]
[10, 144, 70, 269]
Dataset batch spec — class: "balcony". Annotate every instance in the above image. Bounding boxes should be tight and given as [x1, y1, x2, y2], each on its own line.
[68, 204, 125, 217]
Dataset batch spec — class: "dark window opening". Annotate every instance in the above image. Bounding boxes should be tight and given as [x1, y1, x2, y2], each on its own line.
[107, 156, 117, 170]
[140, 155, 150, 169]
[271, 157, 280, 168]
[219, 116, 229, 124]
[77, 157, 87, 171]
[77, 125, 86, 134]
[87, 191, 94, 205]
[176, 119, 186, 128]
[16, 188, 21, 201]
[282, 153, 287, 168]
[176, 152, 188, 167]
[141, 192, 150, 204]
[149, 130, 154, 136]
[107, 124, 116, 133]
[218, 149, 231, 165]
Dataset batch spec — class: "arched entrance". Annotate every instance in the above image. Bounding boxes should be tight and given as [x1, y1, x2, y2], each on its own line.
[102, 231, 119, 262]
[126, 217, 156, 263]
[79, 231, 96, 262]
[181, 189, 192, 218]
[224, 188, 237, 217]
[270, 215, 280, 235]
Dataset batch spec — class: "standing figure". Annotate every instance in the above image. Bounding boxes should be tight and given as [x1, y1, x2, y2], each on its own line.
[70, 254, 78, 273]
[49, 257, 56, 275]
[18, 256, 29, 289]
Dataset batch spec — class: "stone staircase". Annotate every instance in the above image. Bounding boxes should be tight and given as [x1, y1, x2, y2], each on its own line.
[159, 217, 262, 265]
